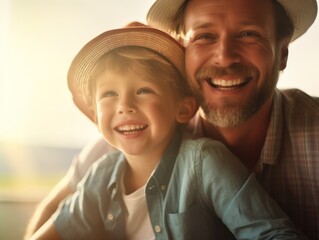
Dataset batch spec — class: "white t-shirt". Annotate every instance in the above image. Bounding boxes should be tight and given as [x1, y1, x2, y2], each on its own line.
[122, 180, 155, 240]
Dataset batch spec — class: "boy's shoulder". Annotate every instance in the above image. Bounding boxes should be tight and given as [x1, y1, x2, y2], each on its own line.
[82, 150, 125, 188]
[177, 134, 248, 179]
[178, 134, 233, 164]
[180, 134, 226, 152]
[91, 150, 125, 173]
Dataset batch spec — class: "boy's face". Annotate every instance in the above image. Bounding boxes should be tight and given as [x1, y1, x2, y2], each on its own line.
[94, 69, 186, 158]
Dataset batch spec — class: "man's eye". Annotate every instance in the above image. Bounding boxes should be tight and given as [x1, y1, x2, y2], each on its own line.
[137, 88, 155, 94]
[194, 33, 217, 41]
[196, 34, 214, 40]
[240, 31, 259, 38]
[188, 33, 217, 45]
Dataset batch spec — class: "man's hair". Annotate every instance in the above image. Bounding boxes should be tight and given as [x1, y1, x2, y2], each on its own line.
[87, 46, 193, 107]
[273, 0, 294, 42]
[172, 0, 294, 43]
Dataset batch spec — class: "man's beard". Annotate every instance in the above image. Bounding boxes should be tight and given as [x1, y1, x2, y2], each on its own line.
[193, 61, 279, 128]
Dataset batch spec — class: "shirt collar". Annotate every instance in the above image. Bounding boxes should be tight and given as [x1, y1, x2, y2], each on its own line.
[259, 89, 283, 166]
[150, 128, 183, 190]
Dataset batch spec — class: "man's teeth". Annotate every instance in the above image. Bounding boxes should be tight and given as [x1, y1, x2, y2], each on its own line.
[117, 124, 147, 134]
[211, 78, 245, 87]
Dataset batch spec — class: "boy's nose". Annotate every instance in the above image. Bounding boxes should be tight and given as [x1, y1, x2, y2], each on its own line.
[117, 107, 136, 114]
[117, 98, 137, 114]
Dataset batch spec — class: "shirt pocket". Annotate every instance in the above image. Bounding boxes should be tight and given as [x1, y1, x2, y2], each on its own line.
[166, 203, 234, 240]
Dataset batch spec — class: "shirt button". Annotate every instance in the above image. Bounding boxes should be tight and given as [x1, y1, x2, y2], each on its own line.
[154, 225, 161, 233]
[107, 213, 114, 221]
[160, 185, 166, 191]
[147, 185, 157, 195]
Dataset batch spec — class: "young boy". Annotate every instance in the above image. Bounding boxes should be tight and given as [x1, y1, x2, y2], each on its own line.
[29, 23, 307, 240]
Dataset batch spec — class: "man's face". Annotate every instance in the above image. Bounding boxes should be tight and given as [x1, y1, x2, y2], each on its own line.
[184, 0, 287, 127]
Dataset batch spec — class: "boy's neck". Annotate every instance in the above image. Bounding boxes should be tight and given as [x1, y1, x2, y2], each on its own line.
[123, 154, 161, 195]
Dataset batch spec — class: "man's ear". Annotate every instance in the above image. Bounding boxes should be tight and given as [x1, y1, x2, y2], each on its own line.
[176, 97, 198, 123]
[279, 43, 289, 70]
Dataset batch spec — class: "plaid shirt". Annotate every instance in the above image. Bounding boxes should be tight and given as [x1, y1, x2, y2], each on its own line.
[189, 88, 319, 239]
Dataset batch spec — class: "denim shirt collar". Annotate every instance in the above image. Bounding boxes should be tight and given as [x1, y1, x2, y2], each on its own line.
[146, 128, 183, 195]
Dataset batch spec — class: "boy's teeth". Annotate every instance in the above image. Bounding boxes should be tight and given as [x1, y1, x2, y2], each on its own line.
[116, 124, 147, 134]
[118, 125, 145, 131]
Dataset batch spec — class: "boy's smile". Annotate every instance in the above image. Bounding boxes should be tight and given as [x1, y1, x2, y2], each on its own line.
[114, 122, 148, 136]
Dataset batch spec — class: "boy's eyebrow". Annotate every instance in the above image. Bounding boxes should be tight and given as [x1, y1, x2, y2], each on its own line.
[95, 78, 113, 87]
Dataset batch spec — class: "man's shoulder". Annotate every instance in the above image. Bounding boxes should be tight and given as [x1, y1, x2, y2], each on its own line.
[275, 88, 319, 133]
[279, 88, 319, 113]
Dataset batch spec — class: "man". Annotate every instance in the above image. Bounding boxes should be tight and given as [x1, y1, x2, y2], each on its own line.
[147, 0, 319, 238]
[25, 0, 319, 239]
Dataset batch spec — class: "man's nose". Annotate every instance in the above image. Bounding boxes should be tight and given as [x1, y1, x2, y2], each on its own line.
[210, 36, 240, 68]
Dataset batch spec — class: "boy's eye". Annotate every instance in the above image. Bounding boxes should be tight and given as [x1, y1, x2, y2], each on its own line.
[100, 90, 117, 98]
[137, 88, 155, 95]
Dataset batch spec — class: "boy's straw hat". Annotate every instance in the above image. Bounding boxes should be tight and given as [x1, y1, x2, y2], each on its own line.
[68, 22, 185, 122]
[147, 0, 317, 42]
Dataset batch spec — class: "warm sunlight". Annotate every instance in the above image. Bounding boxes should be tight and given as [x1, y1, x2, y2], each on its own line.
[0, 1, 154, 238]
[1, 0, 318, 148]
[0, 0, 318, 238]
[0, 0, 154, 148]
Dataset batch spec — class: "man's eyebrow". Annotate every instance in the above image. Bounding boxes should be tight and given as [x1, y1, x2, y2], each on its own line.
[188, 22, 215, 31]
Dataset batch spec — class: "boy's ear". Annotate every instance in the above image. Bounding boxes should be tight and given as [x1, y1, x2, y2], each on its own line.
[176, 97, 198, 123]
[92, 115, 101, 132]
[90, 108, 98, 124]
[91, 109, 101, 132]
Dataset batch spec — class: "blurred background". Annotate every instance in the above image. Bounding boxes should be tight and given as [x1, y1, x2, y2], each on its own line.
[0, 0, 318, 239]
[0, 0, 153, 239]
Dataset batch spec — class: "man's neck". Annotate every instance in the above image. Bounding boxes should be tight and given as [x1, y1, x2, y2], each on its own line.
[201, 98, 273, 170]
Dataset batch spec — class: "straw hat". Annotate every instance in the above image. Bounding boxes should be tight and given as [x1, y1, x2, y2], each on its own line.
[147, 0, 317, 42]
[68, 22, 185, 122]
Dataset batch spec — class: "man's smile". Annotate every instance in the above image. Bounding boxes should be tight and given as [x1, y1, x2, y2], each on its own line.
[204, 76, 252, 90]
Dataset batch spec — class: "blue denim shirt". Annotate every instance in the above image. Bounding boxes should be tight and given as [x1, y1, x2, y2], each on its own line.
[54, 131, 306, 240]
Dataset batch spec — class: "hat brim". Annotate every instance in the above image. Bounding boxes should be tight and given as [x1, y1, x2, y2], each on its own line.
[68, 26, 185, 122]
[147, 0, 317, 42]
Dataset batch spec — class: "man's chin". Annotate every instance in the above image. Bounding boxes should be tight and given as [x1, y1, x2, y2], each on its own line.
[201, 104, 256, 128]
